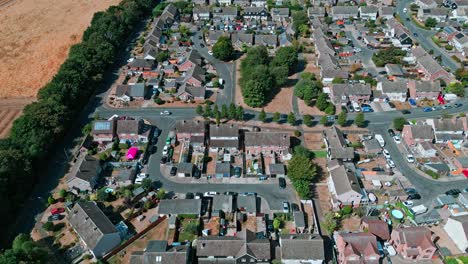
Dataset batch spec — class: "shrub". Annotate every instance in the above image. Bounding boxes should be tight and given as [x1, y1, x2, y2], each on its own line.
[341, 205, 353, 215]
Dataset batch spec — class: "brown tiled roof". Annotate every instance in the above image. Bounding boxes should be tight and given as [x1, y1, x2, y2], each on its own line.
[362, 217, 390, 241]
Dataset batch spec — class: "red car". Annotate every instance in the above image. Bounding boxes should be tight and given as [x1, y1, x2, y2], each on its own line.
[51, 208, 65, 215]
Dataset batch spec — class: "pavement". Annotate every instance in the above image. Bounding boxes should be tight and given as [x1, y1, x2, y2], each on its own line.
[395, 0, 460, 71]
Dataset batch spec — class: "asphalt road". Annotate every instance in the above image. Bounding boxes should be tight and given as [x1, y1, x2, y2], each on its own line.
[369, 123, 468, 206]
[395, 0, 460, 71]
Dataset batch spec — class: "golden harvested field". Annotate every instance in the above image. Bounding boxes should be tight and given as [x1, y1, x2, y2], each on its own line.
[0, 0, 121, 99]
[0, 98, 34, 138]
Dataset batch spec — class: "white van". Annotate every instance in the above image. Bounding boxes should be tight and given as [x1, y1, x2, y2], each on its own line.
[375, 134, 385, 147]
[352, 101, 361, 112]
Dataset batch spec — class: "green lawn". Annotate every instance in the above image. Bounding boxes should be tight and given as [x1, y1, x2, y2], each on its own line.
[178, 219, 199, 242]
[312, 150, 327, 158]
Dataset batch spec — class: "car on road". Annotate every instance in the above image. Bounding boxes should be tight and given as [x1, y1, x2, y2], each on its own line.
[240, 192, 257, 196]
[445, 189, 461, 197]
[200, 43, 205, 48]
[162, 145, 170, 156]
[463, 188, 468, 193]
[135, 173, 149, 184]
[282, 201, 290, 213]
[413, 32, 418, 37]
[372, 167, 385, 172]
[405, 188, 417, 194]
[388, 129, 395, 137]
[224, 191, 237, 196]
[51, 208, 65, 215]
[204, 191, 218, 197]
[406, 154, 415, 163]
[403, 201, 414, 207]
[423, 107, 432, 112]
[406, 17, 410, 21]
[170, 166, 177, 176]
[384, 242, 397, 256]
[208, 50, 213, 55]
[383, 149, 391, 159]
[160, 156, 168, 164]
[378, 71, 387, 75]
[160, 110, 171, 115]
[185, 192, 194, 199]
[403, 8, 408, 13]
[279, 177, 286, 189]
[454, 103, 462, 108]
[402, 110, 411, 114]
[407, 193, 421, 200]
[442, 104, 452, 110]
[387, 159, 396, 168]
[393, 135, 401, 144]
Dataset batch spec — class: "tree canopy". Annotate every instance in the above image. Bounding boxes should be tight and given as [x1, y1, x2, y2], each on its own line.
[212, 36, 234, 61]
[287, 146, 317, 198]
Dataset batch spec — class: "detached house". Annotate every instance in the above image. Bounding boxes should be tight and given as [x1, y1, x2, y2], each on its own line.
[329, 83, 372, 105]
[328, 162, 363, 209]
[323, 126, 354, 161]
[408, 80, 442, 100]
[68, 201, 121, 258]
[196, 229, 271, 263]
[336, 232, 380, 264]
[390, 227, 437, 261]
[330, 6, 359, 20]
[379, 6, 395, 20]
[176, 83, 206, 101]
[66, 155, 102, 192]
[116, 118, 150, 144]
[279, 234, 325, 263]
[92, 120, 116, 143]
[427, 117, 466, 143]
[444, 215, 468, 252]
[417, 8, 449, 23]
[115, 84, 148, 102]
[402, 123, 434, 146]
[209, 124, 239, 152]
[376, 80, 408, 102]
[244, 132, 290, 158]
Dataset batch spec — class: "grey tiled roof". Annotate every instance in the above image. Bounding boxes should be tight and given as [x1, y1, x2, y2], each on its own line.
[244, 132, 290, 147]
[117, 119, 140, 135]
[210, 124, 238, 138]
[215, 162, 232, 174]
[175, 120, 206, 134]
[324, 126, 355, 160]
[380, 80, 408, 93]
[331, 6, 359, 15]
[213, 194, 234, 212]
[69, 201, 118, 250]
[237, 195, 257, 213]
[269, 164, 285, 175]
[280, 234, 325, 260]
[158, 199, 202, 215]
[329, 165, 362, 195]
[331, 83, 371, 97]
[433, 118, 464, 131]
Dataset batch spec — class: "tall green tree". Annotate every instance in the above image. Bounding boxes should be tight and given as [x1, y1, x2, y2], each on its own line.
[221, 104, 228, 118]
[337, 111, 347, 126]
[303, 114, 313, 127]
[259, 109, 266, 122]
[393, 117, 407, 131]
[273, 112, 281, 123]
[287, 112, 296, 126]
[228, 103, 237, 119]
[212, 36, 234, 61]
[320, 116, 328, 126]
[355, 113, 366, 127]
[196, 105, 203, 115]
[288, 154, 317, 182]
[292, 10, 308, 32]
[236, 106, 244, 121]
[316, 93, 329, 111]
[204, 104, 212, 118]
[271, 46, 298, 74]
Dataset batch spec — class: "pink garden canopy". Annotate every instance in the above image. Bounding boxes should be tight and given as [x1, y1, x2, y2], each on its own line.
[126, 147, 138, 160]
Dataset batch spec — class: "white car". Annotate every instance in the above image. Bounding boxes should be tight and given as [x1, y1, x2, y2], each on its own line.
[384, 181, 392, 187]
[383, 149, 391, 159]
[162, 145, 169, 156]
[393, 135, 401, 144]
[204, 191, 218, 197]
[160, 110, 171, 115]
[406, 154, 415, 163]
[384, 242, 397, 256]
[403, 8, 408, 13]
[387, 159, 396, 168]
[403, 201, 414, 207]
[282, 201, 290, 213]
[208, 50, 213, 55]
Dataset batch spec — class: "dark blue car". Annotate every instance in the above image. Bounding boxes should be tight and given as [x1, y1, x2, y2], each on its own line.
[423, 107, 432, 112]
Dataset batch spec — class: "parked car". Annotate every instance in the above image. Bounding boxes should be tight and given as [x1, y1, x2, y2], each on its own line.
[432, 106, 441, 111]
[423, 107, 432, 112]
[406, 154, 415, 163]
[387, 129, 395, 137]
[160, 110, 171, 115]
[405, 188, 417, 194]
[387, 159, 396, 168]
[193, 170, 201, 179]
[204, 191, 218, 197]
[185, 192, 194, 199]
[160, 156, 168, 164]
[454, 103, 462, 108]
[224, 191, 237, 196]
[279, 178, 286, 189]
[442, 104, 452, 110]
[372, 167, 385, 172]
[378, 71, 387, 75]
[445, 189, 461, 197]
[282, 201, 290, 213]
[162, 145, 170, 156]
[48, 214, 61, 222]
[51, 208, 65, 215]
[401, 110, 411, 114]
[383, 149, 391, 159]
[413, 32, 418, 37]
[393, 135, 401, 144]
[403, 201, 414, 207]
[407, 193, 421, 200]
[384, 242, 397, 256]
[170, 166, 177, 176]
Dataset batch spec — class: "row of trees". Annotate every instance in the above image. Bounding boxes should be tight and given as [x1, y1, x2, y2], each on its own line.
[196, 103, 245, 123]
[0, 0, 156, 249]
[240, 46, 298, 107]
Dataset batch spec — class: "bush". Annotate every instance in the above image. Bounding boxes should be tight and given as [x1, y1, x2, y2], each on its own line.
[341, 205, 353, 215]
[42, 222, 54, 231]
[154, 97, 165, 105]
[294, 130, 301, 137]
[445, 44, 453, 51]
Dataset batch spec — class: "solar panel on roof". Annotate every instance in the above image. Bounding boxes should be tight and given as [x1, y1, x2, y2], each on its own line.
[94, 121, 111, 131]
